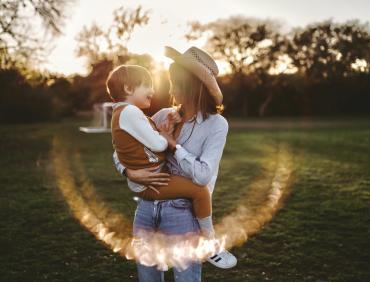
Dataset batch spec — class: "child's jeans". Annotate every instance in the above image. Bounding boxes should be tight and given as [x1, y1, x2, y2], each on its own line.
[133, 198, 202, 282]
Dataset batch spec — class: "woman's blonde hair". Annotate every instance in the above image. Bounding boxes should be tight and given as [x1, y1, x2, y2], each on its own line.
[105, 65, 153, 102]
[168, 62, 224, 120]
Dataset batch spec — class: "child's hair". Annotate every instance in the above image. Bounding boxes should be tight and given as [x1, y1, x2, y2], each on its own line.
[105, 65, 153, 102]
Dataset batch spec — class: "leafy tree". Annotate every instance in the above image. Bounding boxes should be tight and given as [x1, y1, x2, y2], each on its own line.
[187, 16, 286, 116]
[288, 20, 370, 80]
[187, 16, 285, 75]
[0, 68, 53, 122]
[0, 0, 72, 68]
[75, 5, 150, 67]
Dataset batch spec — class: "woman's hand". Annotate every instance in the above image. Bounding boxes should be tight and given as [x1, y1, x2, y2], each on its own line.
[125, 165, 171, 187]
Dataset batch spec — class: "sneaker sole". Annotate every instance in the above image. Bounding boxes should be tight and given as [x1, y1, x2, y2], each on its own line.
[206, 258, 237, 269]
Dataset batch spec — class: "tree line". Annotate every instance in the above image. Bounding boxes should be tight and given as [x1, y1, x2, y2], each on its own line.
[1, 3, 369, 123]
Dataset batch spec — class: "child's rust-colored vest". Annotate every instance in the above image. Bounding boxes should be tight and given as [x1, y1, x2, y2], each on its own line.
[111, 104, 166, 170]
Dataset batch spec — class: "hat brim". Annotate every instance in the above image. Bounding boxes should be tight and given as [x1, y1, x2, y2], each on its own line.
[164, 46, 223, 105]
[164, 46, 181, 61]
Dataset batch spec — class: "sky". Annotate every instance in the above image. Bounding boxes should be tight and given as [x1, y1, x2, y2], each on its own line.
[42, 0, 370, 76]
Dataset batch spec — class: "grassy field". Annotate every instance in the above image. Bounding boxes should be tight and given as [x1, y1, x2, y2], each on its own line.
[1, 116, 369, 282]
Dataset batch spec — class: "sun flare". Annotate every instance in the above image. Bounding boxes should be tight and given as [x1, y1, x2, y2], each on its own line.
[50, 134, 294, 270]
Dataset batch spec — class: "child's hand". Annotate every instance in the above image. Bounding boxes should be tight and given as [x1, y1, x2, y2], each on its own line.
[167, 111, 182, 124]
[160, 111, 181, 134]
[158, 119, 171, 133]
[159, 118, 175, 135]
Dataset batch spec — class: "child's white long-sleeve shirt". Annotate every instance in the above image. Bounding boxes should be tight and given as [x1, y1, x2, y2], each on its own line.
[116, 102, 168, 152]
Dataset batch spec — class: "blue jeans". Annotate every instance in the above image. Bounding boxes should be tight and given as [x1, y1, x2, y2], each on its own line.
[133, 198, 202, 282]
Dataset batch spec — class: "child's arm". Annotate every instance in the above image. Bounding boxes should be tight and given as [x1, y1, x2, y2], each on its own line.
[120, 105, 168, 152]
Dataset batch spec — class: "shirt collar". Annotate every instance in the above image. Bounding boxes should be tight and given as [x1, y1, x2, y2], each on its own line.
[188, 111, 204, 124]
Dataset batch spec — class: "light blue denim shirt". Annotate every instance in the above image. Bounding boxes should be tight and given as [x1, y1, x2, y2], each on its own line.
[113, 107, 229, 207]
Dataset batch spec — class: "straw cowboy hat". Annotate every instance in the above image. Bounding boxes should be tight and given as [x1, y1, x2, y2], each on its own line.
[164, 46, 223, 105]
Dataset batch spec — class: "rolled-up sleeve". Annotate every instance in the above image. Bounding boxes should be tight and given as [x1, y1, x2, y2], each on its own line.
[113, 150, 126, 175]
[174, 122, 228, 186]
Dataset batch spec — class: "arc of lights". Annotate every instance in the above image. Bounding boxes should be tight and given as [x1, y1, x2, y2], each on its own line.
[50, 136, 294, 271]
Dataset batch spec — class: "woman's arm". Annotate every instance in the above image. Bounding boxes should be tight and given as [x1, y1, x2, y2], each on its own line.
[172, 120, 229, 186]
[113, 151, 170, 186]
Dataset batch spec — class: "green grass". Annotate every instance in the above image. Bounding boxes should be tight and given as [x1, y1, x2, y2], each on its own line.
[1, 117, 369, 282]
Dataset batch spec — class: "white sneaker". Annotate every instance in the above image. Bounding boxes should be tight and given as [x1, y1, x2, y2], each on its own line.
[206, 250, 237, 269]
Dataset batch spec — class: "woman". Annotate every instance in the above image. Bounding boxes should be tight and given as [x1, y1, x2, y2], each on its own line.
[114, 46, 237, 281]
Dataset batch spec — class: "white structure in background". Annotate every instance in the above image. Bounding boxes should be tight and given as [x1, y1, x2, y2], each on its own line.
[79, 102, 114, 133]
